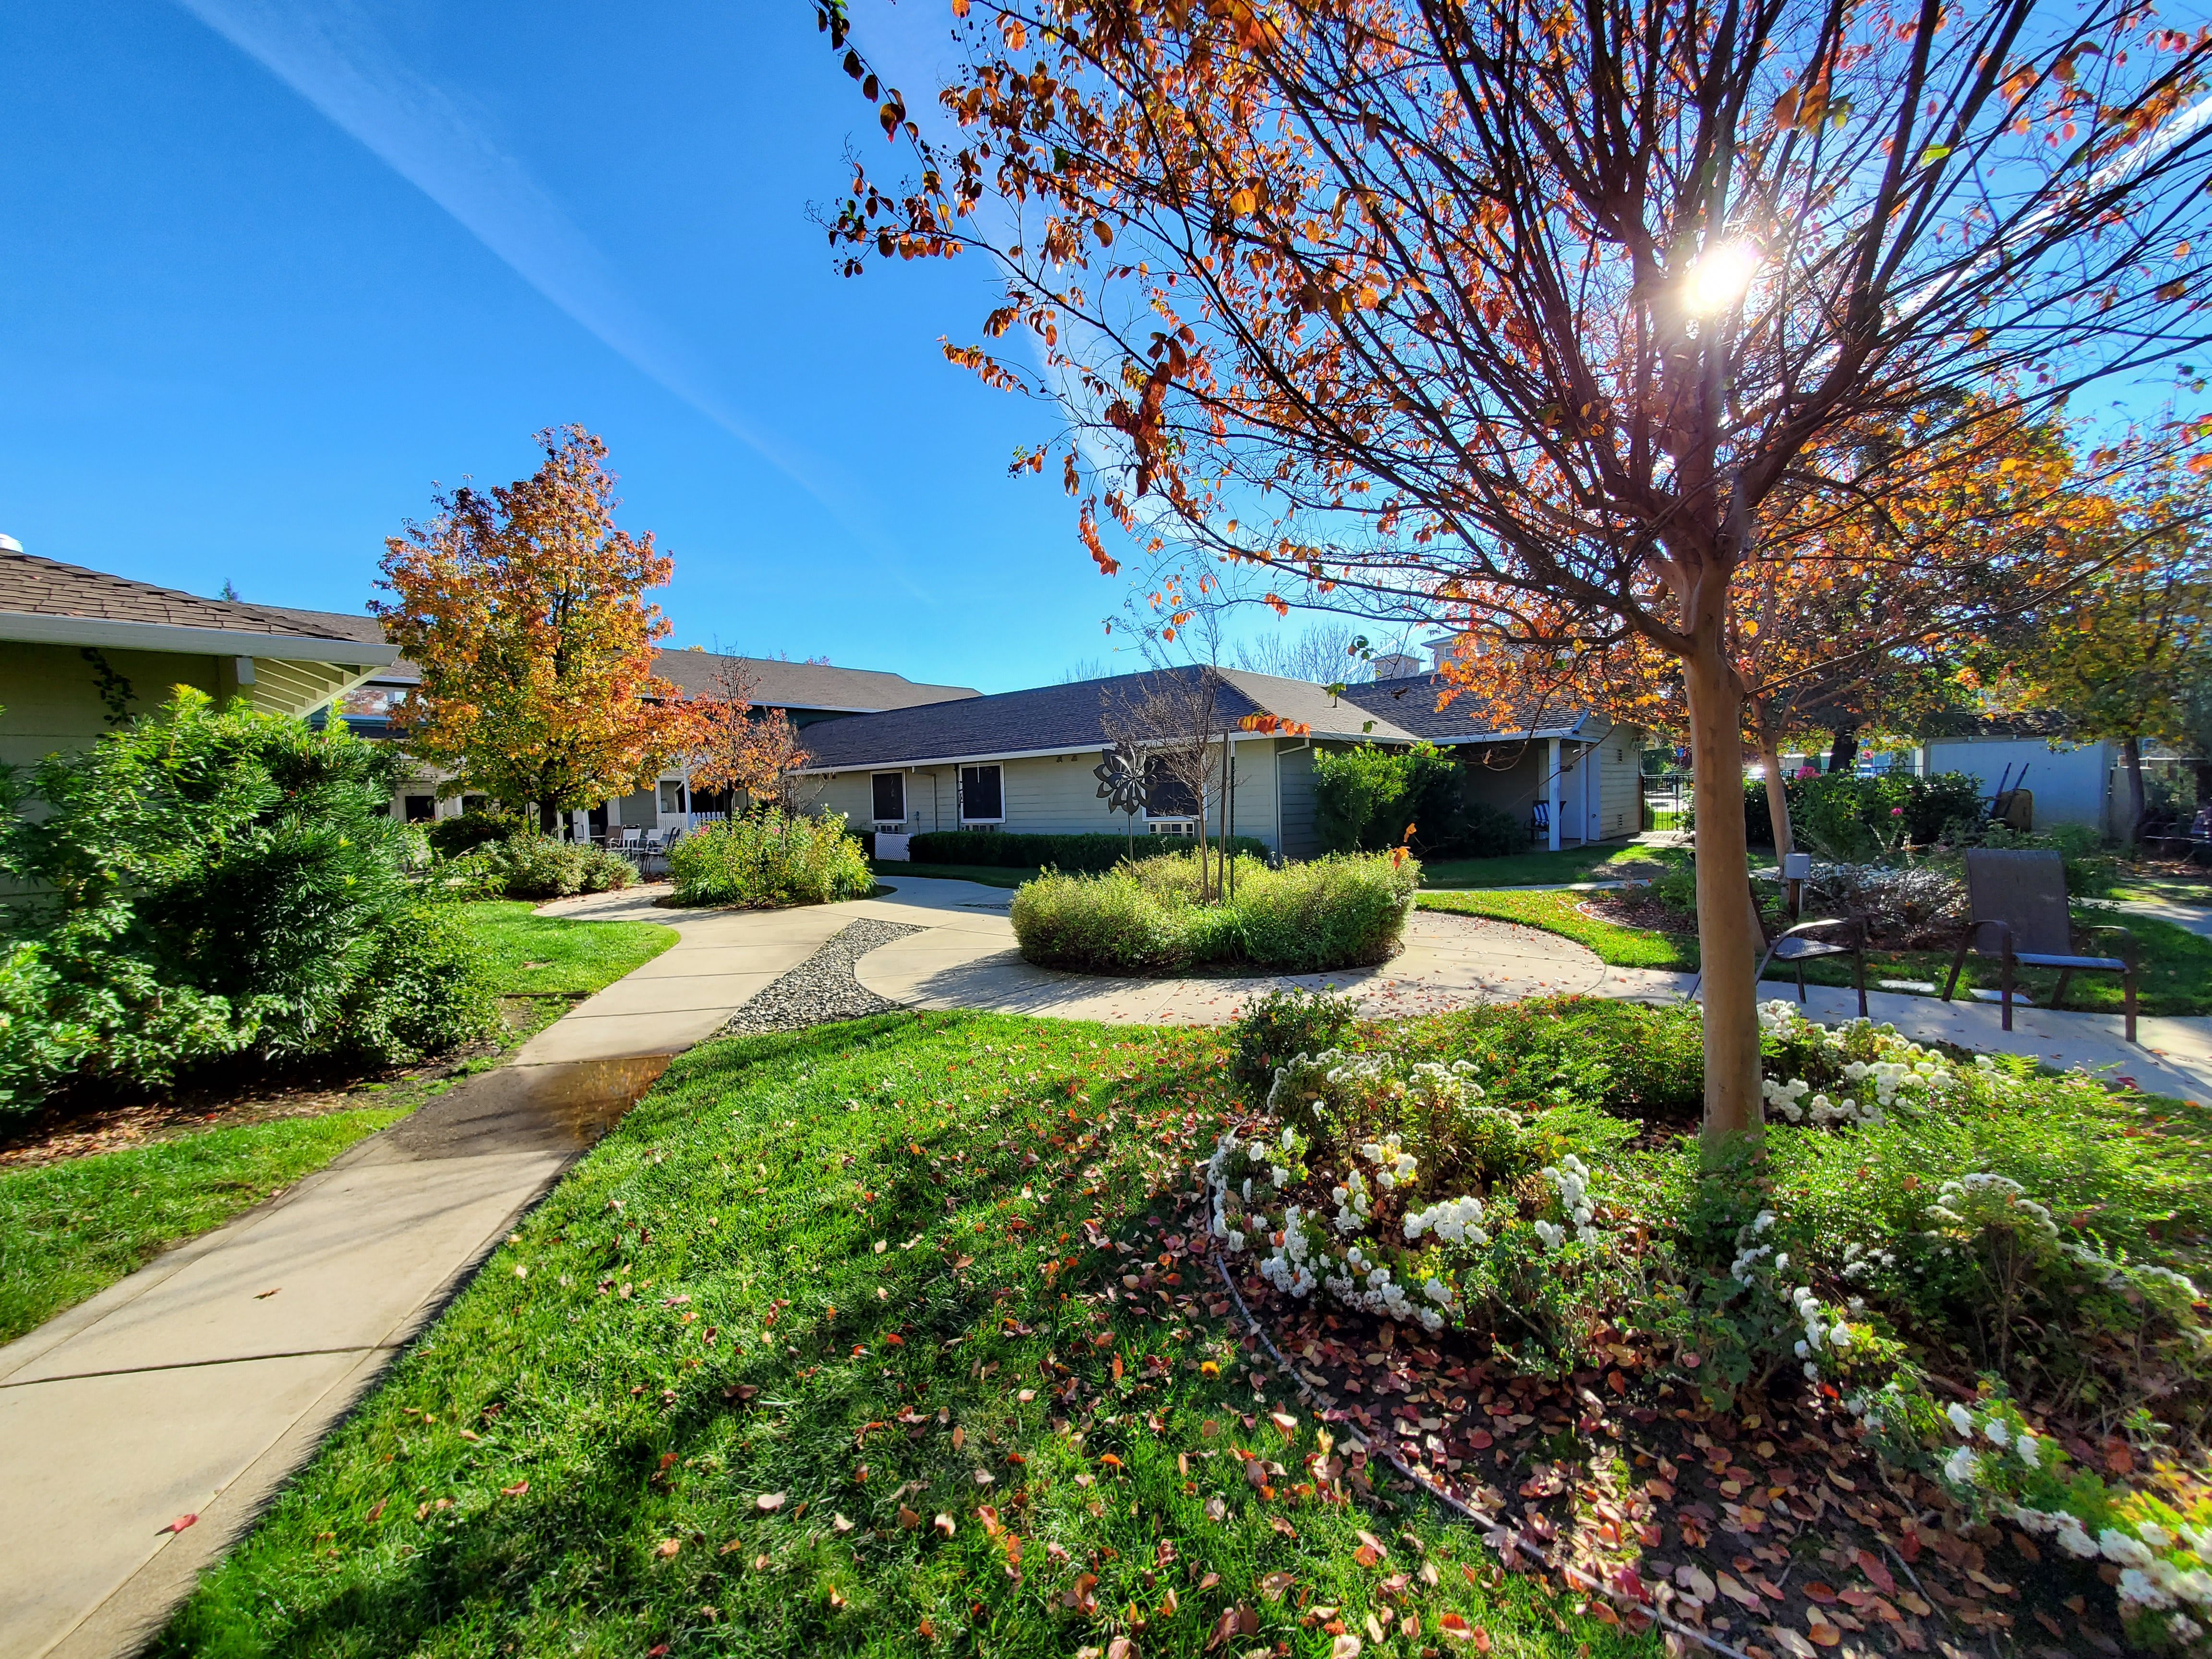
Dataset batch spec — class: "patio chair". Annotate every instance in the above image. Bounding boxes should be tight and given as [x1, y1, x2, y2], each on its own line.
[1684, 867, 1870, 1018]
[1941, 849, 2137, 1042]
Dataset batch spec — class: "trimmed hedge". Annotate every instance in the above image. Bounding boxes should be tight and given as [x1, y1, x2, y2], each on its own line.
[1010, 850, 1419, 974]
[905, 829, 1267, 872]
[667, 811, 873, 907]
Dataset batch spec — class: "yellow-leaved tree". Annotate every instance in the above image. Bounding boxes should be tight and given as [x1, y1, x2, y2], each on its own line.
[373, 426, 695, 833]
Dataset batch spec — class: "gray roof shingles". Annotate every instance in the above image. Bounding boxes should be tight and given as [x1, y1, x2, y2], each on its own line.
[797, 667, 1424, 771]
[1341, 673, 1604, 742]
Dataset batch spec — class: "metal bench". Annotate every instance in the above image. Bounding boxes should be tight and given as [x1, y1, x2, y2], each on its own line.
[1941, 848, 2138, 1042]
[1685, 860, 1869, 1017]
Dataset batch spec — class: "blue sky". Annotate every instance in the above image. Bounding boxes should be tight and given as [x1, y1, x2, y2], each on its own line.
[0, 1, 1150, 692]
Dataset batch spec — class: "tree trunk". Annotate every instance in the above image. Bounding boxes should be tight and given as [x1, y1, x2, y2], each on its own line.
[1758, 732, 1795, 860]
[2121, 734, 2146, 850]
[1827, 724, 1859, 775]
[1685, 649, 1764, 1151]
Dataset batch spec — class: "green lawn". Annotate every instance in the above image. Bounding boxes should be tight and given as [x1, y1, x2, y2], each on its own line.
[1417, 840, 1686, 890]
[459, 900, 678, 995]
[869, 859, 1034, 890]
[1419, 888, 1698, 970]
[0, 1107, 407, 1345]
[159, 1014, 1640, 1659]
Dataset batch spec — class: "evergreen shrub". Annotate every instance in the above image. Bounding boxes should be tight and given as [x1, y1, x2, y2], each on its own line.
[0, 691, 498, 1111]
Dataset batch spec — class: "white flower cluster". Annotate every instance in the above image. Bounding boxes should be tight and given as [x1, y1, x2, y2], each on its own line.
[1755, 1002, 1966, 1130]
[1322, 1252, 1442, 1330]
[1730, 1209, 1853, 1380]
[1263, 1047, 1393, 1120]
[1206, 1131, 1249, 1252]
[1534, 1154, 1600, 1252]
[1926, 1171, 2059, 1238]
[1404, 1194, 1489, 1246]
[1405, 1058, 1483, 1113]
[1358, 1132, 1419, 1190]
[1258, 1204, 1319, 1299]
[1331, 1166, 1372, 1235]
[1839, 1239, 1897, 1281]
[1761, 1073, 1891, 1128]
[1244, 1124, 1302, 1190]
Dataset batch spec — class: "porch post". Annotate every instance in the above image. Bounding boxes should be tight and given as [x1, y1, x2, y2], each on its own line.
[1547, 737, 1562, 852]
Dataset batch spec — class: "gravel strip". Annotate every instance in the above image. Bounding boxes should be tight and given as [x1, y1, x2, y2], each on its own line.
[718, 918, 924, 1036]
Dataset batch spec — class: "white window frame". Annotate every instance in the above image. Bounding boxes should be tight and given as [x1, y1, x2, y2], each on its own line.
[958, 763, 1005, 825]
[871, 770, 907, 827]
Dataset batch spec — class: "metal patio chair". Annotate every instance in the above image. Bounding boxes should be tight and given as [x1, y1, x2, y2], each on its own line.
[1684, 862, 1870, 1018]
[1941, 848, 2138, 1042]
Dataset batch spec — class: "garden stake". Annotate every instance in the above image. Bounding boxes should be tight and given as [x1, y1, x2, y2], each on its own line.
[1209, 1250, 1760, 1659]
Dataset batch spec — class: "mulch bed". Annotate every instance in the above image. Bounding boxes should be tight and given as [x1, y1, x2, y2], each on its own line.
[1147, 1181, 2138, 1659]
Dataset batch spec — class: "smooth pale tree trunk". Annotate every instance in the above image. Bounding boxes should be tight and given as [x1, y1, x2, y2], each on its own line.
[1757, 732, 1795, 860]
[1685, 649, 1765, 1150]
[2121, 735, 2147, 850]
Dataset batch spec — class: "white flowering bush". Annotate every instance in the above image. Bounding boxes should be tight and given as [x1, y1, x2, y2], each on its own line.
[1854, 1380, 2212, 1651]
[1755, 999, 1961, 1128]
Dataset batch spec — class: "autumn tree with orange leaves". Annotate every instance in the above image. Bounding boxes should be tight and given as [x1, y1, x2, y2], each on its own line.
[686, 660, 819, 815]
[374, 427, 694, 835]
[819, 0, 2212, 1143]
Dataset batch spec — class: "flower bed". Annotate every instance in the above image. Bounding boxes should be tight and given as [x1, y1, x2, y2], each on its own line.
[1208, 996, 2212, 1650]
[1010, 849, 1419, 974]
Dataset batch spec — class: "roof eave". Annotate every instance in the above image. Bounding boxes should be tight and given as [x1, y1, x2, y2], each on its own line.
[0, 611, 401, 667]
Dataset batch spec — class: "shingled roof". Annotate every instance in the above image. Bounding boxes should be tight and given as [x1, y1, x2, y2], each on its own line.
[1341, 673, 1607, 742]
[649, 649, 976, 713]
[797, 667, 1423, 771]
[0, 551, 369, 641]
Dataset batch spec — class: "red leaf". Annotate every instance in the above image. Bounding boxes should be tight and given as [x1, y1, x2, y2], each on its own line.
[161, 1514, 198, 1535]
[1856, 1549, 1897, 1595]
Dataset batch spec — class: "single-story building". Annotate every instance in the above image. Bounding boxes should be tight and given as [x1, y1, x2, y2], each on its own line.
[0, 541, 398, 769]
[798, 665, 1646, 857]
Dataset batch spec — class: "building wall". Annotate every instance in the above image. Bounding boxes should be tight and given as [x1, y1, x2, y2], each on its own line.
[1595, 724, 1644, 841]
[0, 643, 220, 768]
[813, 737, 1294, 850]
[1919, 737, 2111, 832]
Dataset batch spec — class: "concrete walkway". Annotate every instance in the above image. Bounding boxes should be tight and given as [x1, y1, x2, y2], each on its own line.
[0, 893, 845, 1659]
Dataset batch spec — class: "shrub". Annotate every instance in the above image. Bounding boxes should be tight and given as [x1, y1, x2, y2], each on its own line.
[1803, 861, 1966, 946]
[1737, 769, 1985, 854]
[443, 835, 638, 902]
[902, 829, 1266, 871]
[1230, 986, 1362, 1098]
[1314, 742, 1501, 858]
[336, 903, 503, 1066]
[0, 690, 498, 1107]
[425, 808, 524, 858]
[667, 811, 872, 907]
[1010, 850, 1419, 974]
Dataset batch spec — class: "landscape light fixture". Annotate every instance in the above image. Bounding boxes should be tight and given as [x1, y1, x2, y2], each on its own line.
[1681, 240, 1762, 316]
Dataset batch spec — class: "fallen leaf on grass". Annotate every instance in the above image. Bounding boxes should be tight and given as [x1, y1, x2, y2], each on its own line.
[756, 1492, 786, 1512]
[1258, 1570, 1296, 1600]
[1204, 1495, 1227, 1523]
[933, 1512, 956, 1538]
[500, 1481, 528, 1498]
[898, 1506, 921, 1529]
[1330, 1636, 1363, 1659]
[656, 1539, 682, 1558]
[364, 1497, 386, 1523]
[832, 1513, 855, 1533]
[1106, 1639, 1135, 1659]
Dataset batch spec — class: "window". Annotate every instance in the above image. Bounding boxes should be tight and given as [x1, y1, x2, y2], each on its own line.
[872, 772, 906, 823]
[1147, 820, 1192, 836]
[1142, 756, 1199, 819]
[658, 780, 686, 815]
[402, 795, 436, 823]
[958, 763, 1003, 823]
